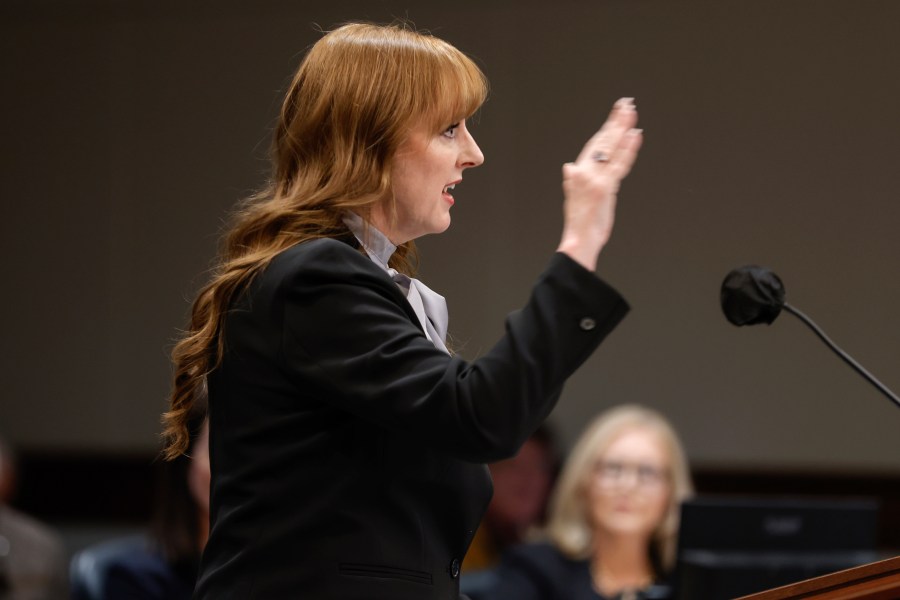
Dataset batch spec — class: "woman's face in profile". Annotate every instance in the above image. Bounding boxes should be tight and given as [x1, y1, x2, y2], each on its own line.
[383, 118, 484, 244]
[585, 426, 671, 541]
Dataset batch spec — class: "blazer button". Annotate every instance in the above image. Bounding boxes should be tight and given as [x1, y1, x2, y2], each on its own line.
[579, 317, 596, 331]
[449, 558, 461, 579]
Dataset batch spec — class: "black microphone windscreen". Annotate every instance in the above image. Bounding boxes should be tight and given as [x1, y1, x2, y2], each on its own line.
[720, 266, 786, 326]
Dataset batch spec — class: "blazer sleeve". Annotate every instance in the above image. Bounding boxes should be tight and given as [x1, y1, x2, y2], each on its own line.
[276, 239, 629, 462]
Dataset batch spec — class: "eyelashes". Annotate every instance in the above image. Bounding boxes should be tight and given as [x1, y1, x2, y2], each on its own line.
[443, 122, 460, 138]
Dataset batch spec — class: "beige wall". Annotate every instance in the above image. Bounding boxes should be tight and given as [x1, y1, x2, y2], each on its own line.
[2, 0, 899, 472]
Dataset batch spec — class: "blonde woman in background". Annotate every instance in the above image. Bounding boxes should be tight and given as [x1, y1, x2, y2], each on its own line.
[474, 405, 693, 600]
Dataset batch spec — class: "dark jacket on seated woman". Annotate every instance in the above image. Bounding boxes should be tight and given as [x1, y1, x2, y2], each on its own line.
[104, 545, 197, 600]
[472, 542, 671, 600]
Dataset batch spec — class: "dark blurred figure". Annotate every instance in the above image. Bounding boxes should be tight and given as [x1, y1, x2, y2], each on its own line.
[464, 425, 558, 572]
[0, 436, 68, 600]
[70, 398, 209, 600]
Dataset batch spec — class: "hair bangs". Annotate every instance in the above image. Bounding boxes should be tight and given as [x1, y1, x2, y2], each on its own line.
[411, 36, 488, 133]
[437, 53, 488, 127]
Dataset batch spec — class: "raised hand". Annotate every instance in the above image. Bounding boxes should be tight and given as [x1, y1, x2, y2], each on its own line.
[557, 98, 643, 271]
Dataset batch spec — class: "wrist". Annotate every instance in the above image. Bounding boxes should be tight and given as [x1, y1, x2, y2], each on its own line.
[556, 235, 603, 272]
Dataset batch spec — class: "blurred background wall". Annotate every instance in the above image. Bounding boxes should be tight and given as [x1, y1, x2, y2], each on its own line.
[2, 0, 899, 550]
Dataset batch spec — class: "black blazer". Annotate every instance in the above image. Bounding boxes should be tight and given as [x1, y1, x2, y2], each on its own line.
[195, 238, 628, 599]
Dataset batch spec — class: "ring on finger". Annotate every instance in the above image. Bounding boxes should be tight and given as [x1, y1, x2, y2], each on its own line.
[591, 150, 611, 163]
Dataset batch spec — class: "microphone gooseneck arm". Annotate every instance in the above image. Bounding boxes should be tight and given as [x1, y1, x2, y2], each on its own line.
[782, 301, 900, 410]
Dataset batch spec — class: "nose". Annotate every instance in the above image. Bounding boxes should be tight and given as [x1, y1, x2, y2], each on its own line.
[612, 465, 642, 490]
[458, 126, 484, 169]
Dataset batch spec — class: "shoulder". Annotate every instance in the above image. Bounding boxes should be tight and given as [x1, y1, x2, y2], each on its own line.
[477, 542, 590, 600]
[274, 237, 367, 271]
[502, 541, 581, 575]
[104, 544, 168, 573]
[241, 237, 414, 333]
[104, 548, 192, 599]
[236, 237, 404, 313]
[0, 506, 64, 554]
[265, 238, 394, 290]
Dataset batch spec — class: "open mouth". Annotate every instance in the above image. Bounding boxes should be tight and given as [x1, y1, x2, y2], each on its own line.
[442, 182, 458, 205]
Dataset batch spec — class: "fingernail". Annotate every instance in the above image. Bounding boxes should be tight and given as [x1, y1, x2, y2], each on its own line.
[630, 128, 643, 136]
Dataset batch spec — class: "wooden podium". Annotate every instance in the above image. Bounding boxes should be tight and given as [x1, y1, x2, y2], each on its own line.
[737, 555, 900, 599]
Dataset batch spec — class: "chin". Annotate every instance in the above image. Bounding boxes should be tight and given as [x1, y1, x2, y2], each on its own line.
[596, 516, 654, 537]
[431, 219, 452, 235]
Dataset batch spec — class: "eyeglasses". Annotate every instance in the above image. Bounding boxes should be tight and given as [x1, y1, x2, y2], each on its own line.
[593, 460, 669, 489]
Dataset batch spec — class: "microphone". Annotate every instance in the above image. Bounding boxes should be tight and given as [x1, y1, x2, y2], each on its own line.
[720, 265, 900, 410]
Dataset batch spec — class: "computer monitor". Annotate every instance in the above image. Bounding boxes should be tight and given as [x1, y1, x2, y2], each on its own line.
[673, 496, 879, 600]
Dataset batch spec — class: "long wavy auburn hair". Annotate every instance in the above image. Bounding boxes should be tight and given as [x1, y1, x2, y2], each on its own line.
[162, 22, 488, 459]
[544, 405, 694, 573]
